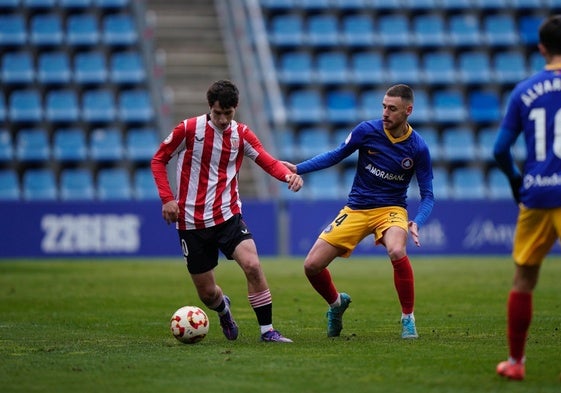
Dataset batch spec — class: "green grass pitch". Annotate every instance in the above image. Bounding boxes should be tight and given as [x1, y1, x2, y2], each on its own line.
[1, 256, 560, 393]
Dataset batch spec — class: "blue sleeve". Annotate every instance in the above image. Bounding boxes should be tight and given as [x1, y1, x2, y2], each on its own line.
[412, 146, 434, 228]
[493, 127, 521, 180]
[296, 142, 356, 174]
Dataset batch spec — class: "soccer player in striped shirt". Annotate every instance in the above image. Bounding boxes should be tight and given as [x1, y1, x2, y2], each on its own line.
[151, 80, 303, 342]
[284, 84, 434, 339]
[494, 15, 561, 381]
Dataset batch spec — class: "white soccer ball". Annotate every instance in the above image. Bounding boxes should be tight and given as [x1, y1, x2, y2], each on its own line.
[170, 306, 209, 344]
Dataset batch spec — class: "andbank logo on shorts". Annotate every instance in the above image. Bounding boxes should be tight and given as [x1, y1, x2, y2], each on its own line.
[523, 173, 561, 189]
[41, 214, 140, 253]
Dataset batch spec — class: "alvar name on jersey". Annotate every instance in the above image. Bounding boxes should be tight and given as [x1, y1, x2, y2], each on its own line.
[365, 164, 406, 181]
[521, 77, 561, 107]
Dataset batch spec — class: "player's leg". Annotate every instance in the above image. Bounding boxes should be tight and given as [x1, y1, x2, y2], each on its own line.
[178, 229, 238, 340]
[222, 215, 292, 342]
[375, 207, 417, 338]
[497, 206, 558, 380]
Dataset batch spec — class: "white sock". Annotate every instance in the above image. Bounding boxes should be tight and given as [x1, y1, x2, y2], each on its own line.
[402, 312, 414, 320]
[260, 324, 273, 334]
[329, 294, 341, 308]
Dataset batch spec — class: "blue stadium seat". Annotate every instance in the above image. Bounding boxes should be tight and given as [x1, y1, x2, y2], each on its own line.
[23, 168, 58, 200]
[0, 0, 20, 9]
[341, 14, 375, 47]
[30, 13, 63, 47]
[16, 128, 50, 162]
[402, 0, 437, 10]
[546, 0, 561, 8]
[413, 14, 446, 47]
[433, 90, 467, 123]
[24, 0, 55, 8]
[2, 51, 34, 85]
[82, 89, 116, 123]
[422, 51, 456, 85]
[118, 89, 154, 123]
[387, 52, 421, 84]
[0, 169, 20, 200]
[60, 168, 95, 200]
[378, 14, 410, 47]
[450, 167, 486, 199]
[369, 0, 401, 10]
[484, 14, 518, 47]
[441, 127, 477, 162]
[350, 52, 385, 85]
[448, 15, 481, 47]
[440, 0, 472, 9]
[487, 167, 512, 199]
[94, 0, 129, 8]
[9, 89, 43, 123]
[53, 128, 88, 162]
[306, 169, 341, 200]
[316, 51, 350, 84]
[469, 91, 501, 123]
[102, 13, 138, 46]
[409, 90, 431, 124]
[259, 0, 294, 10]
[307, 14, 339, 47]
[0, 130, 14, 162]
[74, 51, 108, 84]
[110, 51, 146, 85]
[269, 14, 304, 47]
[66, 13, 99, 46]
[38, 51, 71, 85]
[59, 0, 92, 8]
[278, 51, 313, 85]
[274, 128, 298, 161]
[458, 52, 492, 84]
[0, 94, 5, 122]
[519, 16, 543, 45]
[90, 128, 123, 162]
[326, 90, 358, 124]
[97, 167, 132, 200]
[471, 0, 506, 8]
[529, 51, 545, 73]
[360, 89, 385, 119]
[298, 127, 331, 159]
[511, 0, 543, 8]
[0, 14, 26, 46]
[341, 167, 355, 192]
[494, 52, 528, 84]
[126, 128, 158, 162]
[45, 89, 80, 123]
[432, 167, 451, 199]
[133, 167, 159, 200]
[287, 90, 324, 124]
[416, 127, 440, 161]
[477, 127, 497, 162]
[513, 136, 527, 162]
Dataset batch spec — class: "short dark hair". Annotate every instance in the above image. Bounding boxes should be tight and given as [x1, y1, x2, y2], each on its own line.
[206, 80, 239, 109]
[385, 84, 414, 103]
[539, 15, 561, 55]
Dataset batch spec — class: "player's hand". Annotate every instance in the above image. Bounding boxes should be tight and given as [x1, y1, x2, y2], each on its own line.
[408, 221, 420, 247]
[162, 200, 180, 224]
[509, 175, 522, 204]
[281, 161, 297, 173]
[285, 173, 303, 192]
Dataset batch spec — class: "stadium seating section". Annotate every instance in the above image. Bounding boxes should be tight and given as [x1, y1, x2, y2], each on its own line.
[0, 0, 160, 200]
[260, 1, 556, 200]
[1, 1, 557, 201]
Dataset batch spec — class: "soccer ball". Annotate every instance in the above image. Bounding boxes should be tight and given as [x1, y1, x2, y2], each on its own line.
[170, 306, 209, 344]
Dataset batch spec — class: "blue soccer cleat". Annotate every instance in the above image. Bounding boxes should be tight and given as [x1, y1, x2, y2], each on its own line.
[261, 329, 293, 343]
[401, 315, 419, 339]
[326, 293, 352, 337]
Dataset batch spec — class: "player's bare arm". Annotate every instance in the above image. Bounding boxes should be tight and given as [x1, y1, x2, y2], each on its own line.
[281, 161, 297, 173]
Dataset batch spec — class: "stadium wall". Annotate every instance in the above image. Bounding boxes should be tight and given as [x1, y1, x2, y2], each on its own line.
[1, 200, 559, 258]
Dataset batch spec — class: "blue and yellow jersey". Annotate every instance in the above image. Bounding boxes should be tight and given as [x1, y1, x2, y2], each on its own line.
[296, 119, 434, 227]
[497, 64, 561, 208]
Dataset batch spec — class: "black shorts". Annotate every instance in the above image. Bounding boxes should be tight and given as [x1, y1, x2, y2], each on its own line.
[177, 214, 253, 274]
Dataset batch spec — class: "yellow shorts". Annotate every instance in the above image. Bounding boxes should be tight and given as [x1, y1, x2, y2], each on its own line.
[319, 205, 409, 258]
[513, 205, 561, 266]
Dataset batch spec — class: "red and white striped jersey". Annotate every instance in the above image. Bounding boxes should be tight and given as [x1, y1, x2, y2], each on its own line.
[151, 114, 291, 230]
